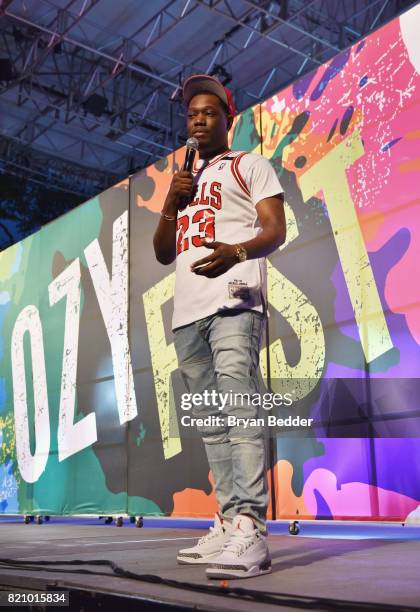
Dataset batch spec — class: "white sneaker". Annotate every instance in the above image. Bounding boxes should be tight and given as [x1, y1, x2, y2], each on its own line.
[206, 514, 271, 579]
[177, 513, 233, 565]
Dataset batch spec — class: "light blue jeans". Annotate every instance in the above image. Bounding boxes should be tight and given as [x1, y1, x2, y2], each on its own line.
[174, 309, 268, 533]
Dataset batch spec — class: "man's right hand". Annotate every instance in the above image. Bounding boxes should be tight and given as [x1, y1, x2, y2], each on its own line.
[166, 171, 194, 207]
[154, 171, 194, 265]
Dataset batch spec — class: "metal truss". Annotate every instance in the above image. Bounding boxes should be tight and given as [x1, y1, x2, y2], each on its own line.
[1, 1, 194, 164]
[198, 0, 337, 62]
[0, 134, 117, 197]
[1, 0, 211, 176]
[80, 0, 327, 157]
[0, 0, 417, 205]
[192, 0, 328, 105]
[1, 10, 178, 134]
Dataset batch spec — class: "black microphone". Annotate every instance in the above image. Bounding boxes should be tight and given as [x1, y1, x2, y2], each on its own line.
[183, 137, 199, 172]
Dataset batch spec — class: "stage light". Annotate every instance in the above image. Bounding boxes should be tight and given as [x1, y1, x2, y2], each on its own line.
[210, 64, 232, 86]
[105, 129, 119, 140]
[0, 58, 16, 82]
[82, 93, 108, 117]
[12, 26, 26, 43]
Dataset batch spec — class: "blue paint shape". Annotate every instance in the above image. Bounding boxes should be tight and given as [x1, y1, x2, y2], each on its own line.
[356, 41, 365, 54]
[0, 500, 8, 512]
[294, 155, 307, 168]
[11, 243, 23, 274]
[306, 228, 420, 502]
[359, 75, 368, 87]
[327, 118, 338, 142]
[381, 137, 402, 152]
[311, 50, 350, 101]
[340, 106, 354, 135]
[314, 488, 333, 520]
[293, 70, 317, 101]
[0, 303, 8, 361]
[6, 459, 14, 475]
[0, 378, 6, 414]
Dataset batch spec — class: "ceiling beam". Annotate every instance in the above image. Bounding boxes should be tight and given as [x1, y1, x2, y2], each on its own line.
[4, 9, 179, 88]
[197, 0, 322, 64]
[241, 0, 341, 52]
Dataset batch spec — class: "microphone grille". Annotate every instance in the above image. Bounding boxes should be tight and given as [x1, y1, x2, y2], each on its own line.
[186, 137, 199, 150]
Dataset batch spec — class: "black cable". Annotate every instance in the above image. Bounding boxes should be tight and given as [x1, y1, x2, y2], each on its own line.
[0, 558, 418, 612]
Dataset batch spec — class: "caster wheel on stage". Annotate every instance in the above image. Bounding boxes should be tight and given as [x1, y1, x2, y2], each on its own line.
[289, 521, 300, 535]
[135, 517, 143, 528]
[36, 516, 43, 525]
[129, 516, 135, 524]
[104, 516, 113, 525]
[24, 515, 31, 524]
[116, 516, 124, 527]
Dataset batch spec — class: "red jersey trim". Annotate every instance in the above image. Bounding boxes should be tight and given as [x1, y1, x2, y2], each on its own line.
[192, 149, 231, 174]
[231, 152, 251, 197]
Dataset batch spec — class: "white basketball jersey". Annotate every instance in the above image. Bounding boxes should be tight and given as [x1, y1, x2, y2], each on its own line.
[172, 150, 283, 330]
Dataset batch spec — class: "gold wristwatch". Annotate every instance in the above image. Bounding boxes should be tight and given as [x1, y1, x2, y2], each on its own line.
[234, 244, 247, 263]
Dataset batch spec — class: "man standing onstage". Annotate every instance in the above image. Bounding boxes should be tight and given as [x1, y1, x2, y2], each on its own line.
[153, 74, 285, 579]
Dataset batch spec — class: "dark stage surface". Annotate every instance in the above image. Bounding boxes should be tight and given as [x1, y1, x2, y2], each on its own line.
[0, 517, 419, 611]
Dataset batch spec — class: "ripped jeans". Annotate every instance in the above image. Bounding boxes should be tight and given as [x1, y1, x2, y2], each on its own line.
[174, 309, 268, 533]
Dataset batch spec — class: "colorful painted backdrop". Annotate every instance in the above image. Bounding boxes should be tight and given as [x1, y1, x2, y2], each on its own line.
[1, 5, 419, 521]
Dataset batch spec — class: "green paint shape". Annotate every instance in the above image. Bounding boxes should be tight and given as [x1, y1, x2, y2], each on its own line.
[231, 107, 260, 151]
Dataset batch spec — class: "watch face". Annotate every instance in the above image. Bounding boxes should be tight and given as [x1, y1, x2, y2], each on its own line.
[238, 247, 247, 262]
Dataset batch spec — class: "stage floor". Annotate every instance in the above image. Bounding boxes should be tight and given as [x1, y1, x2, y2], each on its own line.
[0, 517, 419, 611]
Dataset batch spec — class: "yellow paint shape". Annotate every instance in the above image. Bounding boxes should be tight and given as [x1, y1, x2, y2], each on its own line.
[0, 243, 21, 282]
[142, 272, 181, 460]
[299, 130, 393, 363]
[260, 261, 325, 398]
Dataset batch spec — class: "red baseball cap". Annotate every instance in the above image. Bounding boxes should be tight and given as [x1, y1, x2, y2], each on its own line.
[182, 74, 236, 116]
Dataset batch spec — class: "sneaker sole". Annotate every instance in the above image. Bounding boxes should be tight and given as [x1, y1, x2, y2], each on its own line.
[177, 552, 221, 565]
[206, 560, 272, 579]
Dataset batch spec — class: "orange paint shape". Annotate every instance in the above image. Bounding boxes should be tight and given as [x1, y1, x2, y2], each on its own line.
[171, 471, 218, 518]
[171, 460, 312, 521]
[359, 209, 386, 242]
[399, 159, 420, 173]
[133, 148, 186, 214]
[112, 178, 129, 190]
[274, 460, 313, 520]
[260, 103, 363, 181]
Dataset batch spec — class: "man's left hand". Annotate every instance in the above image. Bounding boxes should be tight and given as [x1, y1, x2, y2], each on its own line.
[191, 241, 238, 277]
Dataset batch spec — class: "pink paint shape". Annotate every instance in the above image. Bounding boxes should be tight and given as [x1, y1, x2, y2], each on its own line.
[303, 468, 419, 520]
